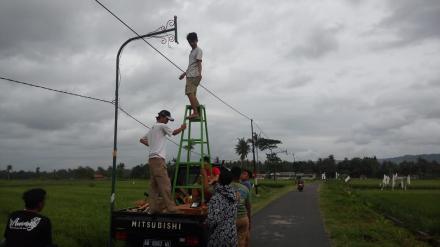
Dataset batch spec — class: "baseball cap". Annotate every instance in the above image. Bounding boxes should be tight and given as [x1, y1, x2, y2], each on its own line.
[158, 110, 174, 121]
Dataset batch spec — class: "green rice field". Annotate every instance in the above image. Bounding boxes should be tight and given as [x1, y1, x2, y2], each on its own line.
[0, 179, 292, 247]
[320, 178, 440, 246]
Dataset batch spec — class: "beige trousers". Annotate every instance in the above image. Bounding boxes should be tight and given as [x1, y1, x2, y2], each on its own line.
[148, 157, 176, 213]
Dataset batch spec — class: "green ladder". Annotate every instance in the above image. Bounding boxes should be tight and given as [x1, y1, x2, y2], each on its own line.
[172, 105, 211, 204]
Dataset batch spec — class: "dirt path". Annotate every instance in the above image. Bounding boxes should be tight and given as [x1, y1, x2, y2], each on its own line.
[250, 183, 330, 247]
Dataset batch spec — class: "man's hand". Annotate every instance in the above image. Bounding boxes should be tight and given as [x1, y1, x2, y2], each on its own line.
[172, 124, 187, 135]
[209, 175, 219, 185]
[140, 138, 149, 146]
[179, 73, 186, 80]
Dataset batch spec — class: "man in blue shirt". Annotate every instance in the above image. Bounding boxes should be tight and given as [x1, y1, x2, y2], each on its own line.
[240, 169, 253, 191]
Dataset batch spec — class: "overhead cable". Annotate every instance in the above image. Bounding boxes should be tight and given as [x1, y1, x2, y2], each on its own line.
[0, 76, 112, 104]
[0, 75, 200, 155]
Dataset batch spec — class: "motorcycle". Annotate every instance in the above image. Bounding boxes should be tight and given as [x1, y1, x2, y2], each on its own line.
[297, 181, 304, 192]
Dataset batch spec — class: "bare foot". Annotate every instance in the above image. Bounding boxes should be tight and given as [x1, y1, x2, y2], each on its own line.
[188, 113, 199, 119]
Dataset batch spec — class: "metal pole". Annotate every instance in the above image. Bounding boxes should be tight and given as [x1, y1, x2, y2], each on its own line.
[272, 150, 276, 181]
[256, 133, 260, 174]
[109, 23, 178, 247]
[250, 119, 258, 194]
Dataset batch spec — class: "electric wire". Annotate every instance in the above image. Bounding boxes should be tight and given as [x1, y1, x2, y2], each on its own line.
[118, 105, 200, 155]
[94, 0, 255, 122]
[0, 76, 113, 104]
[254, 122, 269, 138]
[94, 0, 182, 72]
[0, 75, 200, 156]
[3, 0, 274, 151]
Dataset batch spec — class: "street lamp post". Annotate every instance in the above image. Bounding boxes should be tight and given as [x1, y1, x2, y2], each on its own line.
[109, 16, 178, 246]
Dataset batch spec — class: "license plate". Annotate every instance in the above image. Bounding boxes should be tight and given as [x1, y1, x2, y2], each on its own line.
[143, 239, 172, 247]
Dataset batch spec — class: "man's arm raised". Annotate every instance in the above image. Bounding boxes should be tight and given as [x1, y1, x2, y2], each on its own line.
[172, 124, 187, 136]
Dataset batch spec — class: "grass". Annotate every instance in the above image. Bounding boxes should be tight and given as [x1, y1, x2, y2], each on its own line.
[320, 181, 430, 247]
[0, 178, 293, 246]
[357, 190, 440, 239]
[251, 179, 294, 214]
[348, 178, 440, 238]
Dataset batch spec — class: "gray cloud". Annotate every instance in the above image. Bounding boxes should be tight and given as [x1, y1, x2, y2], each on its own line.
[289, 26, 341, 59]
[1, 0, 440, 170]
[378, 0, 440, 46]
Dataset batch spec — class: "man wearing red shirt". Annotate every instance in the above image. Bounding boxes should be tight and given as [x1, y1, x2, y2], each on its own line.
[193, 156, 220, 202]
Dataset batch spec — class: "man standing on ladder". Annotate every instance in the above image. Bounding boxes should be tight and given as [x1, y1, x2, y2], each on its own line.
[140, 110, 186, 214]
[179, 32, 203, 119]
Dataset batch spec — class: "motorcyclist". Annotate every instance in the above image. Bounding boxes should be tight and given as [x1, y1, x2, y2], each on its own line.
[296, 176, 304, 191]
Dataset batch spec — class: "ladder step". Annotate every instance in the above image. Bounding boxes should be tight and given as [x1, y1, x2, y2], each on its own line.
[183, 138, 202, 142]
[187, 117, 204, 122]
[182, 139, 208, 144]
[185, 105, 205, 110]
[185, 105, 205, 122]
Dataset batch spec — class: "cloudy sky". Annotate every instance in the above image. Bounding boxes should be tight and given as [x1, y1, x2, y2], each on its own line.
[1, 0, 440, 171]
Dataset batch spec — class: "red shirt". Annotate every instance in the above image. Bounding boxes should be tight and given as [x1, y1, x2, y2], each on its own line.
[204, 167, 220, 177]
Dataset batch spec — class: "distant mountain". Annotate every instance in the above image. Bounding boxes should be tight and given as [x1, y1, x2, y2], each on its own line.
[380, 153, 440, 163]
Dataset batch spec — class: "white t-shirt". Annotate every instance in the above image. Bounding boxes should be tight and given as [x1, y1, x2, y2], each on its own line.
[186, 46, 203, 77]
[142, 123, 173, 160]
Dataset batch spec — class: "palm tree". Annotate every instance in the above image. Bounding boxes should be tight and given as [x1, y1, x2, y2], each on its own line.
[235, 138, 250, 165]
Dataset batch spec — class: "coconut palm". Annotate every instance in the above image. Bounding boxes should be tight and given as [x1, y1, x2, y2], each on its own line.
[235, 138, 250, 165]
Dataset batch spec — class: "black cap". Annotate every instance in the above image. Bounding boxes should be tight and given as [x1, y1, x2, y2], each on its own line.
[157, 110, 174, 121]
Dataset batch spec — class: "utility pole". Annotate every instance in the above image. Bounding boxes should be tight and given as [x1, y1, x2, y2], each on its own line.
[250, 119, 258, 194]
[110, 16, 178, 247]
[291, 152, 296, 176]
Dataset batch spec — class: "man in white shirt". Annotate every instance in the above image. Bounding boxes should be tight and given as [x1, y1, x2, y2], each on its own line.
[179, 32, 203, 119]
[140, 110, 186, 213]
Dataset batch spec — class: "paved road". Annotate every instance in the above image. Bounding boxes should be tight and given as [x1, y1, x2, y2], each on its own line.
[250, 183, 330, 247]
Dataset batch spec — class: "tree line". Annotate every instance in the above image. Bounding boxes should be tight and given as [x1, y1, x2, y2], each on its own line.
[229, 155, 440, 179]
[234, 136, 440, 178]
[2, 154, 439, 180]
[0, 163, 132, 180]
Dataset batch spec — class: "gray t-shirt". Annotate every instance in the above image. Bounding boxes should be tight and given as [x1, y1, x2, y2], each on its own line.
[186, 47, 203, 77]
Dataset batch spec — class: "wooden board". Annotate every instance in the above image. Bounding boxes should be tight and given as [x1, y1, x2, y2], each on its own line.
[176, 203, 208, 215]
